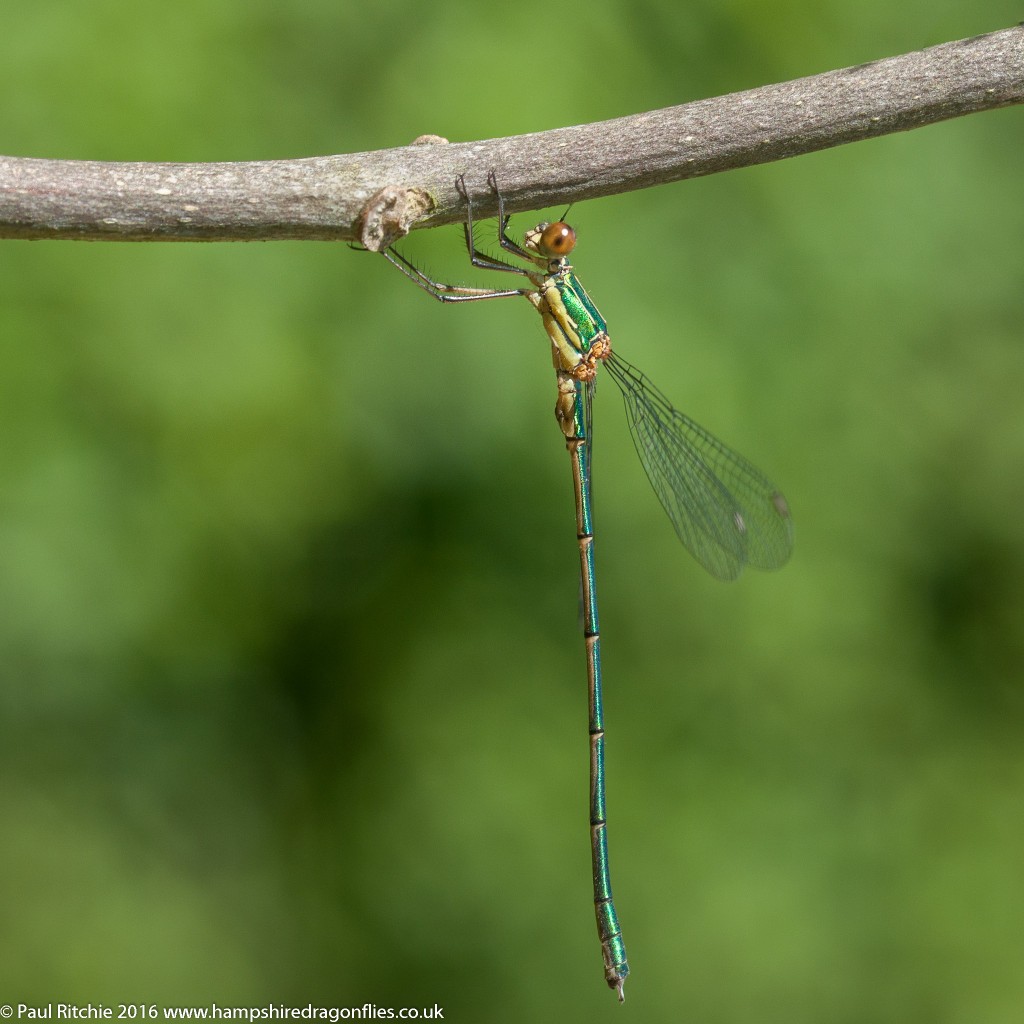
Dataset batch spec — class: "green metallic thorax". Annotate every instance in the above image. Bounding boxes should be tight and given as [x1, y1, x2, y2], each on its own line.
[554, 271, 607, 352]
[530, 264, 611, 381]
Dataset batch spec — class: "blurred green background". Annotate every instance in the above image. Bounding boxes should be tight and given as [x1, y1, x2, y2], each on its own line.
[2, 2, 1024, 1021]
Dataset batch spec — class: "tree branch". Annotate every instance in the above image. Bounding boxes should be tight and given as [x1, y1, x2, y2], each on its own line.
[1, 25, 1021, 250]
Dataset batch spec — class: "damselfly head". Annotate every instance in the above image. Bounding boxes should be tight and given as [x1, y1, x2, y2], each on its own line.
[524, 220, 577, 260]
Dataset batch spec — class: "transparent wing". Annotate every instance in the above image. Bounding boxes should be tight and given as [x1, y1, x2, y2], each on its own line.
[605, 353, 793, 581]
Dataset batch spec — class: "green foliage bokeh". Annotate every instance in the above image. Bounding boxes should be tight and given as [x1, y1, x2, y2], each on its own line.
[2, 3, 1024, 1021]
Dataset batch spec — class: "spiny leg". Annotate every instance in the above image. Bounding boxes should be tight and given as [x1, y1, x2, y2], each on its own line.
[381, 244, 524, 304]
[382, 172, 541, 302]
[486, 169, 539, 263]
[456, 173, 537, 276]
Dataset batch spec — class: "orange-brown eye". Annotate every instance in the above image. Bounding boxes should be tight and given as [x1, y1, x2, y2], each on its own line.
[539, 221, 576, 258]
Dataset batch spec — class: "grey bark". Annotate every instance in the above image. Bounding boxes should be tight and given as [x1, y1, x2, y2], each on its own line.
[0, 25, 1021, 250]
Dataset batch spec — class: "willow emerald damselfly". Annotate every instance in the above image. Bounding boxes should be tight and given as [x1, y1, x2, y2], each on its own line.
[378, 172, 793, 999]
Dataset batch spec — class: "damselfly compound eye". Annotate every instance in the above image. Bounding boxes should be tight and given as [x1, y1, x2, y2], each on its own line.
[539, 221, 576, 258]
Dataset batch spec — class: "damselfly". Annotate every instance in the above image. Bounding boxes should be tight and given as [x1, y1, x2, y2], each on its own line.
[379, 172, 793, 1000]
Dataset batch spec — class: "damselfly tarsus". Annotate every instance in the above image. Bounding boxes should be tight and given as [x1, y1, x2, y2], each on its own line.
[379, 172, 793, 1000]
